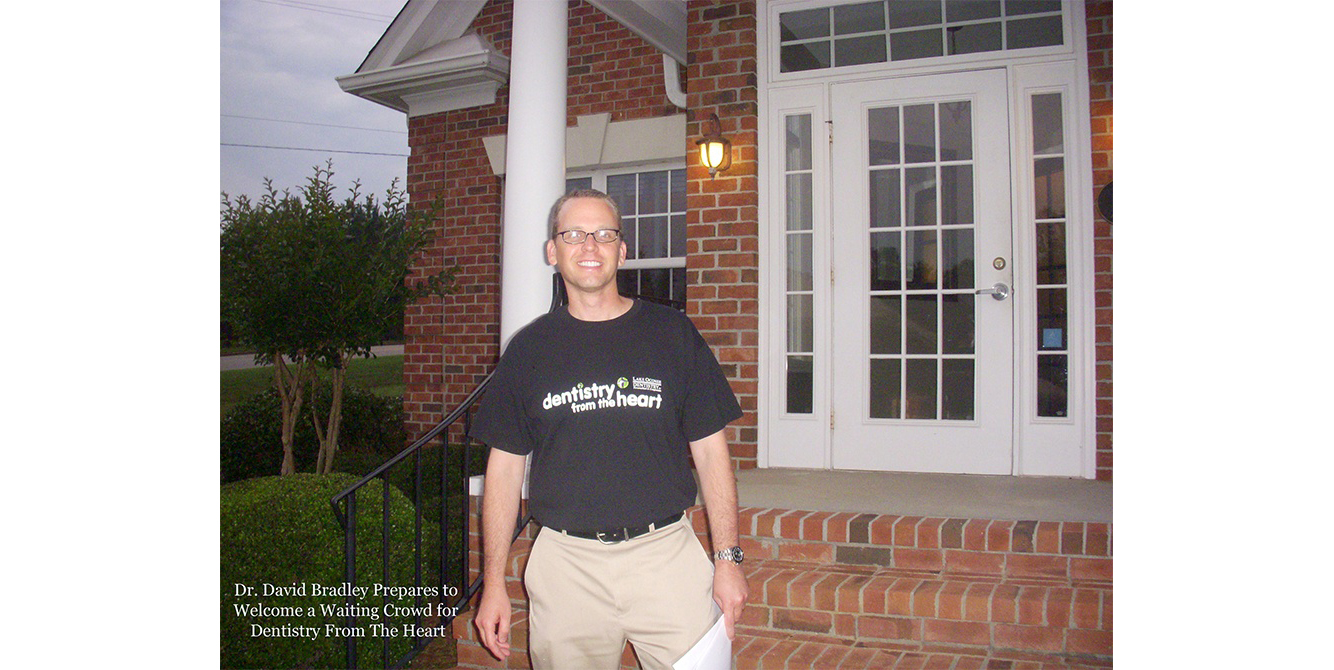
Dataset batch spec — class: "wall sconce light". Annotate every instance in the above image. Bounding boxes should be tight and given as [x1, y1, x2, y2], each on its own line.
[696, 113, 731, 178]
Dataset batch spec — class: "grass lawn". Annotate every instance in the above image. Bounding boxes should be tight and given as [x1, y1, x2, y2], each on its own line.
[220, 355, 405, 416]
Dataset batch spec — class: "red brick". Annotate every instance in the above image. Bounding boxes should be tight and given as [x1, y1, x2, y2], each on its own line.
[986, 521, 1014, 552]
[1015, 587, 1047, 626]
[859, 575, 897, 615]
[924, 619, 991, 646]
[1034, 522, 1062, 553]
[782, 641, 828, 669]
[824, 512, 857, 543]
[916, 518, 945, 549]
[869, 515, 898, 545]
[962, 520, 989, 551]
[895, 548, 944, 572]
[773, 607, 833, 634]
[776, 541, 834, 563]
[801, 511, 832, 541]
[1072, 588, 1105, 630]
[994, 623, 1064, 653]
[1068, 629, 1113, 655]
[944, 549, 1005, 576]
[936, 580, 969, 620]
[778, 510, 809, 538]
[835, 575, 869, 613]
[812, 572, 846, 611]
[786, 570, 823, 609]
[912, 581, 943, 617]
[762, 570, 795, 608]
[894, 516, 924, 546]
[962, 583, 994, 622]
[838, 647, 883, 668]
[1008, 554, 1070, 580]
[991, 584, 1019, 624]
[857, 614, 918, 642]
[1070, 556, 1113, 582]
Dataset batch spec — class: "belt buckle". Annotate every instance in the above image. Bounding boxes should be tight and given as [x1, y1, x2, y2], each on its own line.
[596, 528, 628, 544]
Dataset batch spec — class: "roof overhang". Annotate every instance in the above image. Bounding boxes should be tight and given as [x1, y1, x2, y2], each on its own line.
[337, 0, 686, 117]
[336, 31, 508, 117]
[586, 0, 687, 66]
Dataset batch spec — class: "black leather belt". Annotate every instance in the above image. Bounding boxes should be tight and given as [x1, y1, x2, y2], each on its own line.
[559, 511, 683, 544]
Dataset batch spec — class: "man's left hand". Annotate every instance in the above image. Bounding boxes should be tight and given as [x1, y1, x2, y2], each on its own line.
[712, 560, 749, 640]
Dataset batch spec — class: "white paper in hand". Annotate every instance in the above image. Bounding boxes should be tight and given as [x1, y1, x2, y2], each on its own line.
[672, 603, 731, 670]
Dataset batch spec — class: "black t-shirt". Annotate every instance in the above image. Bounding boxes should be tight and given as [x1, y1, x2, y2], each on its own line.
[469, 300, 743, 532]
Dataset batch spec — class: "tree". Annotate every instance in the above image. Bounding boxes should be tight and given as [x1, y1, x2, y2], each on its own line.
[221, 162, 454, 475]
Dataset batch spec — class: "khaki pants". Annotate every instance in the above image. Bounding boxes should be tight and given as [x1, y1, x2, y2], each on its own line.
[524, 516, 716, 670]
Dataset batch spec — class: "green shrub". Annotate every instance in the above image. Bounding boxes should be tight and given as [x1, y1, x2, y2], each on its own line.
[221, 383, 405, 484]
[221, 473, 447, 670]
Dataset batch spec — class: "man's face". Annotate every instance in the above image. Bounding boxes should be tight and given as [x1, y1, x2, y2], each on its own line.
[546, 197, 627, 296]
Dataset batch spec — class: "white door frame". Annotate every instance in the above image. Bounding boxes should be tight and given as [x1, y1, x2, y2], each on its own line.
[756, 0, 1097, 478]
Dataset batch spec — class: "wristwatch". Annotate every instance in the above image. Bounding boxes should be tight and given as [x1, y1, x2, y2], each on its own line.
[714, 546, 744, 565]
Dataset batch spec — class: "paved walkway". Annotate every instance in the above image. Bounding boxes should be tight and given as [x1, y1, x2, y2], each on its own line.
[221, 344, 405, 371]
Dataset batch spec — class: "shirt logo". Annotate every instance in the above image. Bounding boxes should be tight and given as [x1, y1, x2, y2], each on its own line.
[542, 376, 663, 414]
[632, 376, 662, 393]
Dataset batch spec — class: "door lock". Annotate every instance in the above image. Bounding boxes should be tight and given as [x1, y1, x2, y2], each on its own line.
[976, 282, 1010, 301]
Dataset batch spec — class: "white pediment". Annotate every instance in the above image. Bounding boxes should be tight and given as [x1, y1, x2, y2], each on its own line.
[338, 0, 687, 116]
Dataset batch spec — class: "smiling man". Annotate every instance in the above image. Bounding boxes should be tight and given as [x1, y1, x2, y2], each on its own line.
[469, 189, 749, 669]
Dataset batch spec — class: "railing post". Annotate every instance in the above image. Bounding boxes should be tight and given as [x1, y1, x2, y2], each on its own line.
[461, 410, 473, 596]
[381, 473, 391, 668]
[439, 430, 449, 601]
[413, 449, 423, 650]
[343, 492, 357, 669]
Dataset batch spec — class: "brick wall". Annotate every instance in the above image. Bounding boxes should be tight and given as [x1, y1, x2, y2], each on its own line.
[402, 0, 685, 443]
[402, 0, 1112, 481]
[687, 0, 761, 469]
[1086, 1, 1113, 481]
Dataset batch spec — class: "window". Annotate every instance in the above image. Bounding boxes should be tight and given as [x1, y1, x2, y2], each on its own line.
[565, 166, 688, 309]
[779, 0, 1065, 73]
[783, 114, 816, 414]
[1030, 91, 1068, 418]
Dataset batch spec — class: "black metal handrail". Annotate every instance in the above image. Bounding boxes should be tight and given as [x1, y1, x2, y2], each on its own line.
[328, 275, 680, 668]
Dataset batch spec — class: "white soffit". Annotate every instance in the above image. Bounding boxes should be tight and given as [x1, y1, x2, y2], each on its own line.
[482, 114, 687, 176]
[358, 0, 487, 72]
[586, 0, 687, 66]
[337, 0, 506, 117]
[338, 0, 686, 116]
[337, 31, 509, 117]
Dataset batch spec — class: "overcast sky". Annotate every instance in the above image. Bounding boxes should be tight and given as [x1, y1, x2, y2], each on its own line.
[221, 0, 410, 203]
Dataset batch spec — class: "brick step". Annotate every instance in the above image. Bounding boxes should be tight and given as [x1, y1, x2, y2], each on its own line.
[733, 627, 1112, 669]
[446, 609, 1111, 670]
[742, 558, 1110, 661]
[689, 507, 1113, 584]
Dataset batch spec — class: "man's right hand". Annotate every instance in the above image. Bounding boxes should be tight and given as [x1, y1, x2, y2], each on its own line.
[474, 584, 512, 660]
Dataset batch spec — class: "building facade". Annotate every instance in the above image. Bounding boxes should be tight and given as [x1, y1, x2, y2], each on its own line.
[341, 0, 1114, 482]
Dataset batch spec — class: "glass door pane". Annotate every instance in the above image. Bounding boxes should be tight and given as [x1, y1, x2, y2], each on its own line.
[866, 100, 977, 420]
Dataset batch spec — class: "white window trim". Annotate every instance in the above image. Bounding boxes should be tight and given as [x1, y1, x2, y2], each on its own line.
[756, 0, 1097, 478]
[765, 0, 1078, 85]
[566, 163, 689, 273]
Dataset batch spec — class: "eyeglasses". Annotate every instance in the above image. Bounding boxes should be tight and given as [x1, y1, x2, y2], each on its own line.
[555, 228, 622, 245]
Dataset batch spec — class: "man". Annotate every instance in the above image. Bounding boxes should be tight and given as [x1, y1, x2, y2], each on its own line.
[469, 189, 749, 669]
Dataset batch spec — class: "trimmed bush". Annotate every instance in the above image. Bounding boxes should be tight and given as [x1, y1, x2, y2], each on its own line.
[221, 473, 446, 669]
[221, 383, 405, 484]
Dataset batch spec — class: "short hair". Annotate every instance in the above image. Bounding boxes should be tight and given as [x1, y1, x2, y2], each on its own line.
[547, 189, 622, 238]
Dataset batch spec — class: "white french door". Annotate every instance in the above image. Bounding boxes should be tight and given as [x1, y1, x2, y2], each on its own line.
[828, 69, 1013, 473]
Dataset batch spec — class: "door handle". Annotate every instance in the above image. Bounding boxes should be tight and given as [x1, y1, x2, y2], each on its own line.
[976, 282, 1010, 301]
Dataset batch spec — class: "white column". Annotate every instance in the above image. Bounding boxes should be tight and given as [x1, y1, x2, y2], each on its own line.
[500, 0, 568, 348]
